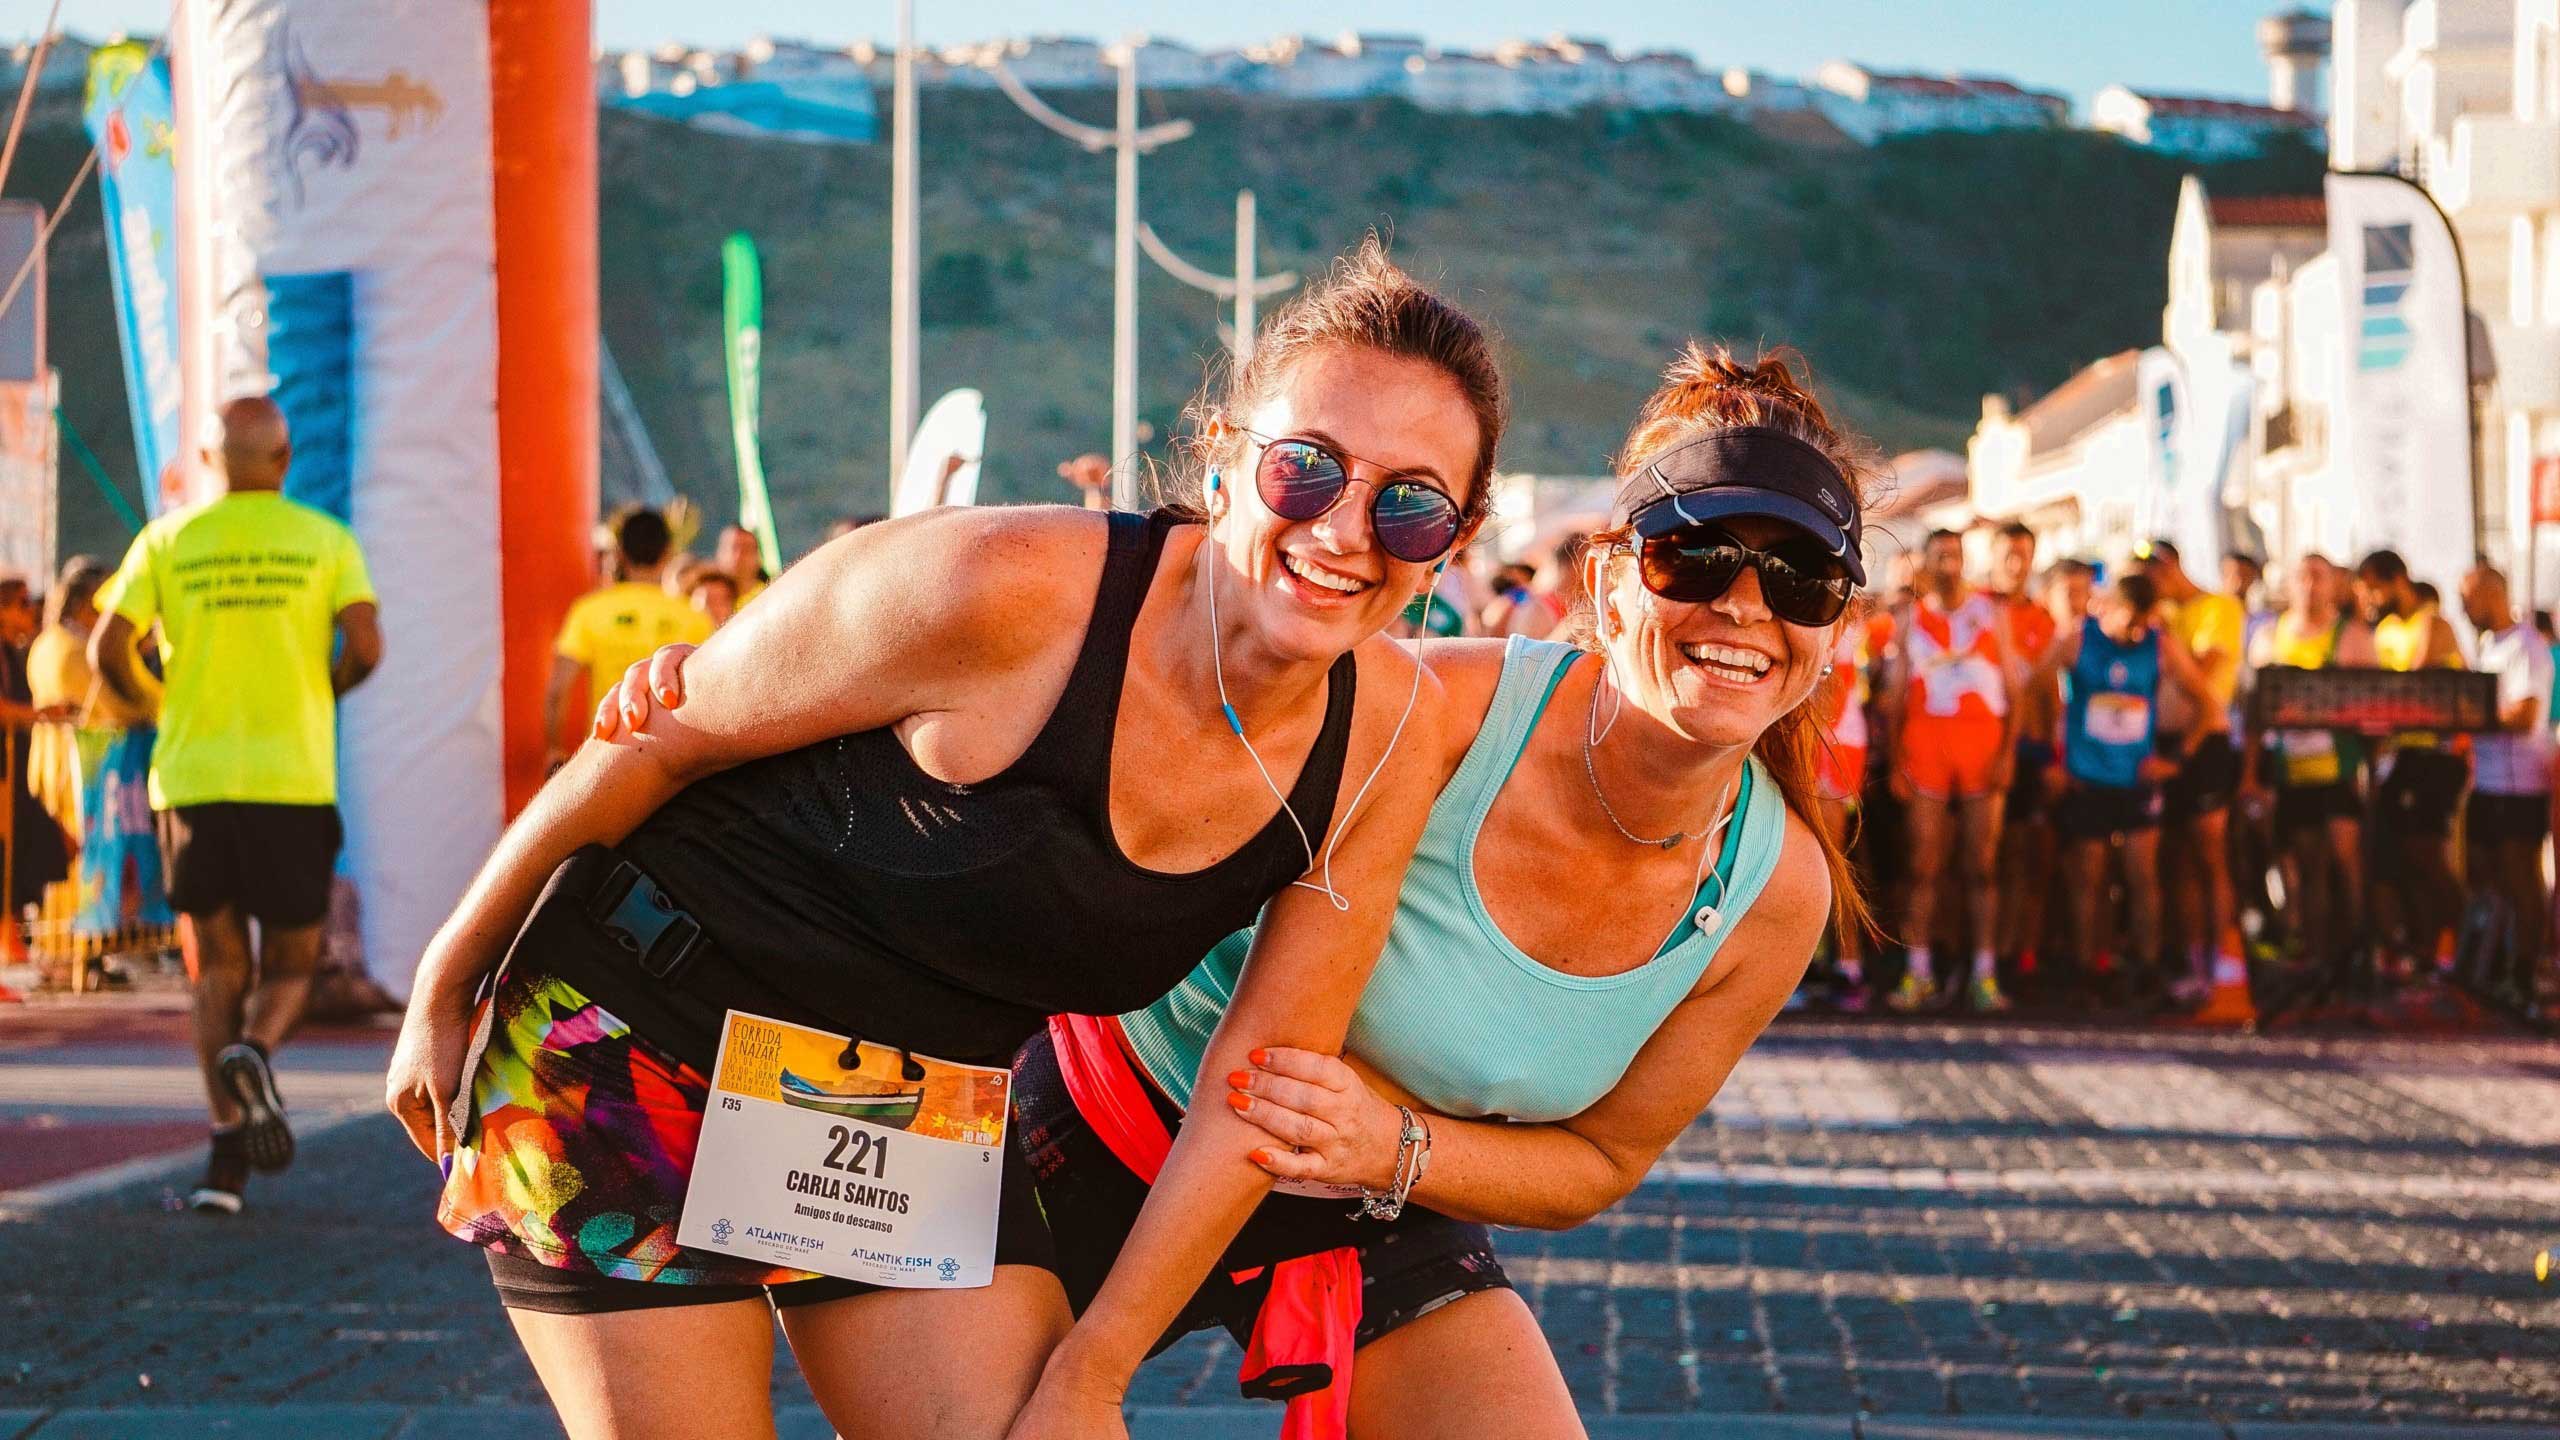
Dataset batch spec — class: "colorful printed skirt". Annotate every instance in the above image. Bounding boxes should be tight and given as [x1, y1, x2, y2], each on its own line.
[435, 962, 823, 1287]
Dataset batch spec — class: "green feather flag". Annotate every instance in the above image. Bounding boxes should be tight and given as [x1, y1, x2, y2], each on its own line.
[722, 232, 782, 575]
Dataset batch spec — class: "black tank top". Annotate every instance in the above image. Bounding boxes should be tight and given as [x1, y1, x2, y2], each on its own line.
[573, 510, 1358, 1066]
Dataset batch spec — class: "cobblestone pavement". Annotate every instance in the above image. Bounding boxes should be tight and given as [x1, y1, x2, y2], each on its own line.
[3, 1006, 2555, 1436]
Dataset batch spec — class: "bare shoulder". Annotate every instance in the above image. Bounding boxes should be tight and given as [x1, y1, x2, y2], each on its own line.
[790, 504, 1111, 659]
[1420, 636, 1515, 744]
[1336, 631, 1456, 791]
[821, 503, 1104, 607]
[1759, 804, 1836, 933]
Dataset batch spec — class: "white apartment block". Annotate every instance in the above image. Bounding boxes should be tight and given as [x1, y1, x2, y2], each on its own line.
[1251, 33, 1423, 100]
[1402, 52, 1533, 114]
[2089, 88, 2325, 158]
[2380, 0, 2559, 583]
[1813, 62, 2069, 142]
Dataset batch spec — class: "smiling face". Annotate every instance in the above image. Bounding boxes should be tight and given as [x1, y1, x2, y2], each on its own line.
[1207, 346, 1481, 664]
[1585, 515, 1843, 749]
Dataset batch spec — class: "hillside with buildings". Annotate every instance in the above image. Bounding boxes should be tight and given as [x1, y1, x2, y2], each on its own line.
[16, 75, 2321, 560]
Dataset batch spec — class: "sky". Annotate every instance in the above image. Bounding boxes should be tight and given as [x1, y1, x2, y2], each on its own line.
[29, 0, 2304, 113]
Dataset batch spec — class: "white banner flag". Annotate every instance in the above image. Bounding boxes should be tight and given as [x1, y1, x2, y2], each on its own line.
[181, 0, 503, 995]
[2327, 171, 2474, 588]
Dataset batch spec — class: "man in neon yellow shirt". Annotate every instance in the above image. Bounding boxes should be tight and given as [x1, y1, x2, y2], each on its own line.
[2139, 539, 2247, 1011]
[92, 396, 383, 1215]
[544, 506, 712, 771]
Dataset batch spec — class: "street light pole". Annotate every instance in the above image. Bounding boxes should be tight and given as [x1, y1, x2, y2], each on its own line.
[1112, 47, 1139, 509]
[981, 44, 1192, 508]
[1234, 189, 1260, 368]
[887, 0, 919, 499]
[1134, 191, 1298, 365]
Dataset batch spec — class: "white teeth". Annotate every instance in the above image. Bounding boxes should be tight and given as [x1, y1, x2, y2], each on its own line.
[1682, 642, 1772, 678]
[1282, 552, 1369, 595]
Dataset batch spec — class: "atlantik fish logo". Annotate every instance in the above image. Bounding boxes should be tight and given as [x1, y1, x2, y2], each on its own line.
[937, 1258, 960, 1282]
[711, 1218, 735, 1244]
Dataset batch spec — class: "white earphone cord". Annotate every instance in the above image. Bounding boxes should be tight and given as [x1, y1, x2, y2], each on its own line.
[1202, 515, 1431, 913]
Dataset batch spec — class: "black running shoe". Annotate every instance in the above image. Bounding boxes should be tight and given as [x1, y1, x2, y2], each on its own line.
[216, 1041, 295, 1173]
[189, 1128, 248, 1215]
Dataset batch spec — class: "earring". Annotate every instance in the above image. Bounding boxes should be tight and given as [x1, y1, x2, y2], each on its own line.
[1820, 661, 1836, 679]
[1205, 469, 1223, 492]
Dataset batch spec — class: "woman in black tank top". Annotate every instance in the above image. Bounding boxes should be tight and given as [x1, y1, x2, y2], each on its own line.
[384, 241, 1508, 1440]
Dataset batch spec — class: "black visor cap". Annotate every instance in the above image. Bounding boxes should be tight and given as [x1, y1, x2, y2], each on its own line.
[1610, 426, 1865, 587]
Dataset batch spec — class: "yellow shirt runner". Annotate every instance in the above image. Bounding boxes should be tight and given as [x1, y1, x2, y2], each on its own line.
[554, 581, 714, 708]
[96, 491, 376, 809]
[2165, 591, 2246, 717]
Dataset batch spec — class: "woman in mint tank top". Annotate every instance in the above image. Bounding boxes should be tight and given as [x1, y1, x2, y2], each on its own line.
[1014, 346, 1882, 1436]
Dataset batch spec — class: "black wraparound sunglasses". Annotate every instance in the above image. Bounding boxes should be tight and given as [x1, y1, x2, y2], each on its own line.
[1621, 522, 1854, 627]
[1242, 429, 1465, 564]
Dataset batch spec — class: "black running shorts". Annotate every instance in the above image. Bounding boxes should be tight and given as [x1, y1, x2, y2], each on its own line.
[157, 802, 341, 927]
[2160, 732, 2240, 819]
[1012, 1027, 1511, 1361]
[2272, 782, 2360, 836]
[2054, 783, 2163, 842]
[2464, 791, 2551, 847]
[2379, 749, 2469, 839]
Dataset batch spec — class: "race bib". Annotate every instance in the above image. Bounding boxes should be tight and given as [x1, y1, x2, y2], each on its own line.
[1922, 656, 2002, 717]
[678, 1011, 1010, 1288]
[2084, 693, 2152, 747]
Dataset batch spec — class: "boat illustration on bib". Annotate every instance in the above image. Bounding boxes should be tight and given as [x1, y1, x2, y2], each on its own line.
[776, 1069, 926, 1129]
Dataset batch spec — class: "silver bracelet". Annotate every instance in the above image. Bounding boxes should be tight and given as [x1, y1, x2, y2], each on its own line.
[1357, 1105, 1430, 1221]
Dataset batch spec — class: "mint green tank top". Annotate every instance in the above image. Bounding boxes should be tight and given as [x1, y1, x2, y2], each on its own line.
[1119, 635, 1789, 1124]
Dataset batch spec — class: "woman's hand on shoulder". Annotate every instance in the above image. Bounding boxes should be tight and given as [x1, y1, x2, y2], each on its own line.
[586, 507, 1110, 781]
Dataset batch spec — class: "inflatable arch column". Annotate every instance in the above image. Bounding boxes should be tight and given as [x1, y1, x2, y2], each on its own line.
[173, 1, 596, 996]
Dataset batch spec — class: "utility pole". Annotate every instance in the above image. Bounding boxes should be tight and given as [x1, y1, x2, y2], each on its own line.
[887, 0, 919, 496]
[1136, 189, 1298, 367]
[984, 41, 1191, 508]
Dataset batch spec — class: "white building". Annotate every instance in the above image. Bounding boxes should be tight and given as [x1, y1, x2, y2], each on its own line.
[1125, 38, 1226, 89]
[2088, 88, 2325, 158]
[1404, 52, 1531, 114]
[957, 35, 1107, 89]
[1491, 34, 1619, 113]
[1813, 63, 2069, 142]
[1722, 68, 1820, 113]
[738, 37, 874, 92]
[1253, 33, 1421, 100]
[1617, 50, 1723, 113]
[1972, 177, 2327, 571]
[2262, 8, 2335, 114]
[1969, 351, 2154, 563]
[2409, 0, 2560, 592]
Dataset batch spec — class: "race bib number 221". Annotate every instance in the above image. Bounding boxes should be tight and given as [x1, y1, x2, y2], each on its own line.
[677, 1011, 1010, 1288]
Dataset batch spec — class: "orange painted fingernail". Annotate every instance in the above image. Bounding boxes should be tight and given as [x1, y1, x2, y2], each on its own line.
[1226, 1092, 1252, 1114]
[1227, 1070, 1251, 1090]
[658, 686, 679, 705]
[1249, 1049, 1270, 1066]
[1248, 1149, 1273, 1166]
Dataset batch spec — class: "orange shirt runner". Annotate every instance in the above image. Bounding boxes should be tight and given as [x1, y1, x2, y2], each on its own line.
[1898, 591, 2011, 799]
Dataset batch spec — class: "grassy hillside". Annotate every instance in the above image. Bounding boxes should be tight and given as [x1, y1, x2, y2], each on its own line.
[14, 87, 2321, 563]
